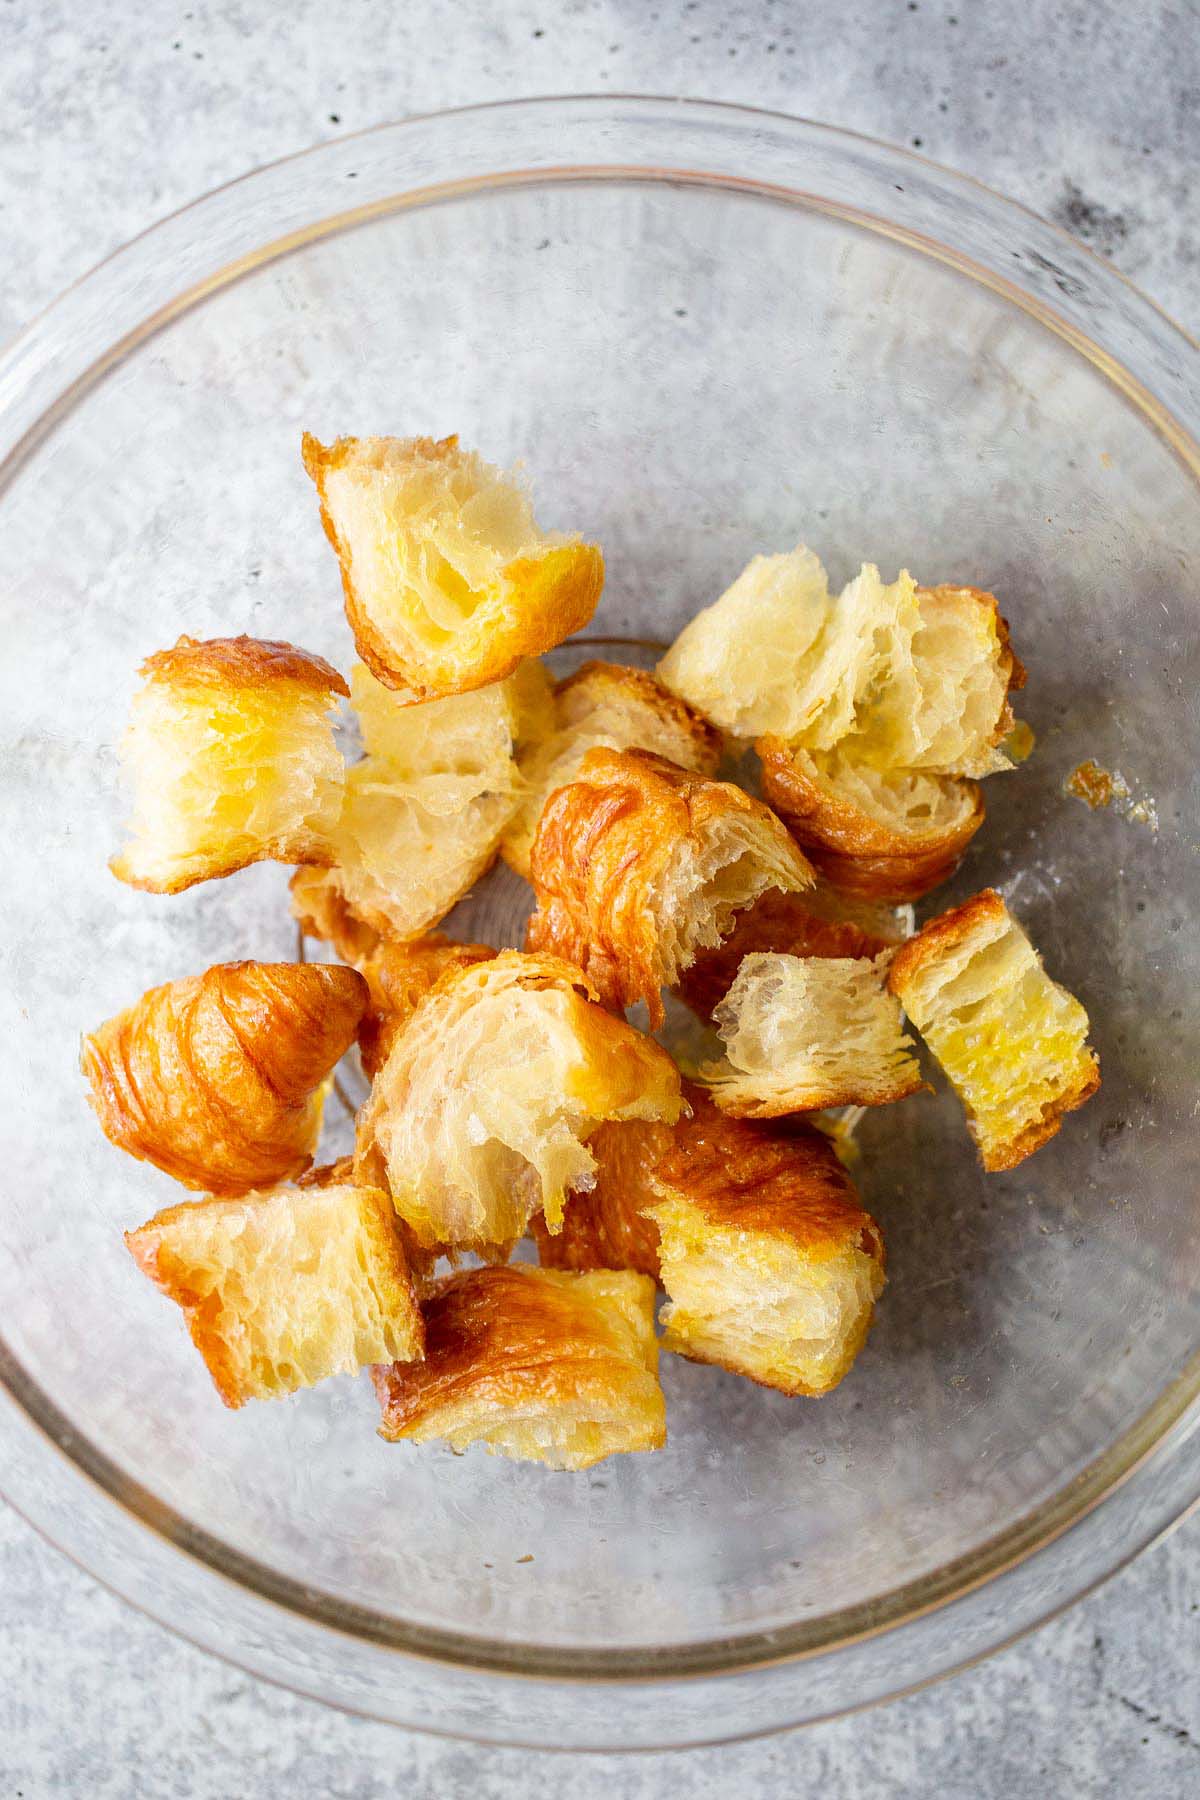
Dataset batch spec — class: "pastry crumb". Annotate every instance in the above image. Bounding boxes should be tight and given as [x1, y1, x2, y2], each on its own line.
[1065, 760, 1158, 831]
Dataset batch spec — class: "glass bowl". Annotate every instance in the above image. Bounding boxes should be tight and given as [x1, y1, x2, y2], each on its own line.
[1, 97, 1198, 1752]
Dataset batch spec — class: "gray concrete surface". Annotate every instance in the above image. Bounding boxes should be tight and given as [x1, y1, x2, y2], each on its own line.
[1, 1, 1198, 1793]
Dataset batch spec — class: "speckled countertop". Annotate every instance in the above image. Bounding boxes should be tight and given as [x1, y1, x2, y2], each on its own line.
[2, 3, 1198, 1795]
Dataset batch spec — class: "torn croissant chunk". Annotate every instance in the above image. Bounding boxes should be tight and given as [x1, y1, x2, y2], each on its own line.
[643, 1088, 885, 1396]
[127, 1177, 423, 1408]
[372, 1264, 665, 1471]
[354, 950, 683, 1255]
[676, 886, 895, 1022]
[302, 432, 603, 699]
[702, 952, 924, 1117]
[657, 548, 1022, 778]
[526, 746, 814, 1028]
[502, 659, 724, 880]
[887, 888, 1100, 1171]
[110, 635, 348, 893]
[82, 960, 367, 1194]
[289, 661, 529, 944]
[758, 739, 984, 903]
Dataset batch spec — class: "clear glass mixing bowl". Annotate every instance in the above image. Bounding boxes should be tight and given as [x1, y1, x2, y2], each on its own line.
[1, 97, 1198, 1751]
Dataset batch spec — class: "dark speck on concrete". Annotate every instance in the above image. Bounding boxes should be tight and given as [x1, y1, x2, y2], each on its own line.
[1052, 180, 1134, 257]
[328, 113, 340, 123]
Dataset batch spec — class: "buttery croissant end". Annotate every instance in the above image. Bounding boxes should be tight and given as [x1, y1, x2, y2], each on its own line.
[644, 1092, 886, 1396]
[302, 433, 604, 699]
[887, 888, 1100, 1171]
[355, 949, 683, 1254]
[502, 660, 724, 880]
[83, 960, 367, 1194]
[758, 738, 984, 902]
[526, 746, 814, 1028]
[702, 952, 924, 1117]
[657, 549, 1022, 777]
[127, 1179, 423, 1408]
[677, 886, 896, 1021]
[531, 1116, 670, 1277]
[110, 635, 349, 894]
[373, 1265, 665, 1471]
[290, 661, 528, 944]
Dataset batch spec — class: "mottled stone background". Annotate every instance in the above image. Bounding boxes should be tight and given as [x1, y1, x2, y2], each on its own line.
[2, 1, 1197, 1794]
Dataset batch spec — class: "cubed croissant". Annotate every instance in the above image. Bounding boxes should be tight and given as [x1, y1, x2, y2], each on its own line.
[646, 1096, 886, 1395]
[127, 1176, 422, 1407]
[758, 739, 984, 902]
[676, 886, 896, 1021]
[111, 635, 348, 893]
[526, 747, 814, 1028]
[302, 433, 604, 699]
[702, 952, 924, 1116]
[373, 1265, 665, 1471]
[289, 661, 528, 944]
[354, 934, 497, 1079]
[887, 888, 1100, 1170]
[531, 1117, 670, 1277]
[82, 960, 367, 1193]
[658, 547, 1022, 777]
[501, 660, 723, 879]
[354, 950, 683, 1255]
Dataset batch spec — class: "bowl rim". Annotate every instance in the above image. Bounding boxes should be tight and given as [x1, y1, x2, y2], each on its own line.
[2, 92, 1198, 1742]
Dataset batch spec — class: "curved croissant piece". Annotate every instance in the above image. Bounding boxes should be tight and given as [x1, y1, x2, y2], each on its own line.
[676, 886, 896, 1022]
[702, 952, 925, 1116]
[758, 739, 984, 902]
[127, 1177, 422, 1407]
[302, 433, 603, 699]
[502, 660, 724, 880]
[531, 1116, 671, 1278]
[355, 950, 682, 1254]
[83, 960, 367, 1193]
[373, 1264, 665, 1471]
[110, 635, 349, 894]
[888, 888, 1099, 1171]
[526, 746, 814, 1028]
[646, 1088, 885, 1396]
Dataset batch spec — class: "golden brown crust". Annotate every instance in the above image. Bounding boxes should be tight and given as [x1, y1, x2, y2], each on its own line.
[127, 1179, 423, 1408]
[372, 1264, 664, 1469]
[82, 961, 367, 1194]
[658, 1087, 883, 1261]
[531, 1116, 671, 1277]
[758, 737, 984, 901]
[302, 433, 604, 700]
[677, 888, 892, 1021]
[527, 746, 813, 1028]
[560, 660, 726, 763]
[138, 634, 349, 700]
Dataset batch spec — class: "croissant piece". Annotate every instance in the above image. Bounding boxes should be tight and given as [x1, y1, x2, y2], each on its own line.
[531, 1116, 670, 1277]
[127, 1178, 422, 1407]
[355, 949, 683, 1254]
[111, 635, 348, 894]
[758, 739, 984, 902]
[373, 1265, 664, 1470]
[290, 661, 526, 944]
[887, 888, 1100, 1170]
[526, 746, 814, 1028]
[702, 952, 924, 1117]
[83, 960, 367, 1193]
[502, 660, 724, 879]
[355, 935, 497, 1078]
[800, 878, 915, 946]
[645, 1091, 886, 1395]
[677, 886, 895, 1021]
[302, 433, 603, 699]
[658, 549, 1022, 777]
